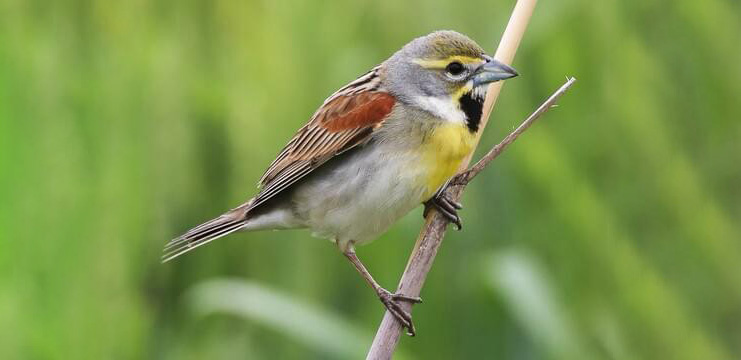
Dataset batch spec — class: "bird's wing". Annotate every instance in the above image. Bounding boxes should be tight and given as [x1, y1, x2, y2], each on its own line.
[250, 66, 395, 211]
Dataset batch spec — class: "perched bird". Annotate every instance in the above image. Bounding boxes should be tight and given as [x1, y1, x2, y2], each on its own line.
[163, 30, 517, 336]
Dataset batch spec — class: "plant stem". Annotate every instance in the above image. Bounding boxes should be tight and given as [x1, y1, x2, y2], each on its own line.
[365, 1, 544, 358]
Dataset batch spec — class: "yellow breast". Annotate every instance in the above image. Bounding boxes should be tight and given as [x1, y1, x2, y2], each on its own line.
[418, 123, 476, 199]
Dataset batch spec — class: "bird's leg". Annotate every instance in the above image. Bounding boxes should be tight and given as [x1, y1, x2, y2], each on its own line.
[423, 181, 463, 230]
[343, 249, 422, 336]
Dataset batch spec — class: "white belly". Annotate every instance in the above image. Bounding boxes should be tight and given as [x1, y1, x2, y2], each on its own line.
[290, 143, 429, 251]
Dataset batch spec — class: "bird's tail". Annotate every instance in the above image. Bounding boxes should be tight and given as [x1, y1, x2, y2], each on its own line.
[162, 201, 253, 262]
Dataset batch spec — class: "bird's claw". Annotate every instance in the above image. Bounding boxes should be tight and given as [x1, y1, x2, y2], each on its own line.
[377, 288, 422, 336]
[424, 193, 463, 230]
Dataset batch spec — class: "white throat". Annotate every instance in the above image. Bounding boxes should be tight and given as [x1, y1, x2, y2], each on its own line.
[413, 95, 466, 124]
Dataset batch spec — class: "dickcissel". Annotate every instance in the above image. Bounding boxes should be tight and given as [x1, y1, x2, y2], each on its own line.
[164, 30, 517, 335]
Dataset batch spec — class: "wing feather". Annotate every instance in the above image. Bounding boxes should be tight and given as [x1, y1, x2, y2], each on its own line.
[163, 67, 392, 261]
[249, 66, 394, 211]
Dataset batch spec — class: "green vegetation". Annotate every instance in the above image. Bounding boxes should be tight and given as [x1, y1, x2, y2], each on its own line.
[1, 0, 739, 359]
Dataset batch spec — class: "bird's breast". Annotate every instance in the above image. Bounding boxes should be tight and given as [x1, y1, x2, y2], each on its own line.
[417, 123, 476, 198]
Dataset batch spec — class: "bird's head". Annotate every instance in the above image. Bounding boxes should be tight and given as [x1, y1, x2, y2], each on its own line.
[384, 30, 518, 131]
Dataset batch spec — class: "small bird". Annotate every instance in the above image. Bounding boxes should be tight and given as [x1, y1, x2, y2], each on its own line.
[163, 30, 517, 336]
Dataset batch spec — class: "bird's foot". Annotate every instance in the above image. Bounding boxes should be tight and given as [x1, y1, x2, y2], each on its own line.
[376, 288, 422, 336]
[423, 192, 463, 230]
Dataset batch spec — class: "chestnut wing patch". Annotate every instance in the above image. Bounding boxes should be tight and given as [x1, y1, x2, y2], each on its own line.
[250, 91, 395, 211]
[319, 93, 395, 132]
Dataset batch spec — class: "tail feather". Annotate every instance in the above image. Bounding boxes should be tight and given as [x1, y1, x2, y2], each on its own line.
[162, 203, 251, 262]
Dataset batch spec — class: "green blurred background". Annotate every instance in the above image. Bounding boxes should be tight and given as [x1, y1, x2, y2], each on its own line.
[1, 0, 740, 359]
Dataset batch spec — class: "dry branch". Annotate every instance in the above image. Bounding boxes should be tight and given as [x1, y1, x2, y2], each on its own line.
[453, 77, 577, 186]
[364, 75, 576, 358]
[365, 1, 578, 358]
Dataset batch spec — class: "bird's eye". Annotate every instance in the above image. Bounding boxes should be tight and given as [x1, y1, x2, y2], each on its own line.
[445, 61, 465, 76]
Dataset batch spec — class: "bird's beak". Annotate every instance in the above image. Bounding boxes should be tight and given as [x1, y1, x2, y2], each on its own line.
[472, 58, 518, 87]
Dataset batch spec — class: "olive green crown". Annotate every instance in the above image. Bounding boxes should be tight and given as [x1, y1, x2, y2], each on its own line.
[414, 30, 484, 60]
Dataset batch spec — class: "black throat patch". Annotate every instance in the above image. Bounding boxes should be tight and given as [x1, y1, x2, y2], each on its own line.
[459, 91, 484, 133]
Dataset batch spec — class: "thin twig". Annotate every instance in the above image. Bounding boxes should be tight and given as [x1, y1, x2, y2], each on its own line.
[365, 1, 573, 357]
[365, 76, 576, 359]
[453, 77, 577, 186]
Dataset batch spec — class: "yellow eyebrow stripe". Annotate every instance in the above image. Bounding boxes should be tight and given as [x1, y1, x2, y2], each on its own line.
[413, 55, 483, 69]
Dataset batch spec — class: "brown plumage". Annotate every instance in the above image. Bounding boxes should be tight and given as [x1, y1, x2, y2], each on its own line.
[320, 93, 395, 132]
[163, 66, 395, 261]
[254, 66, 393, 209]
